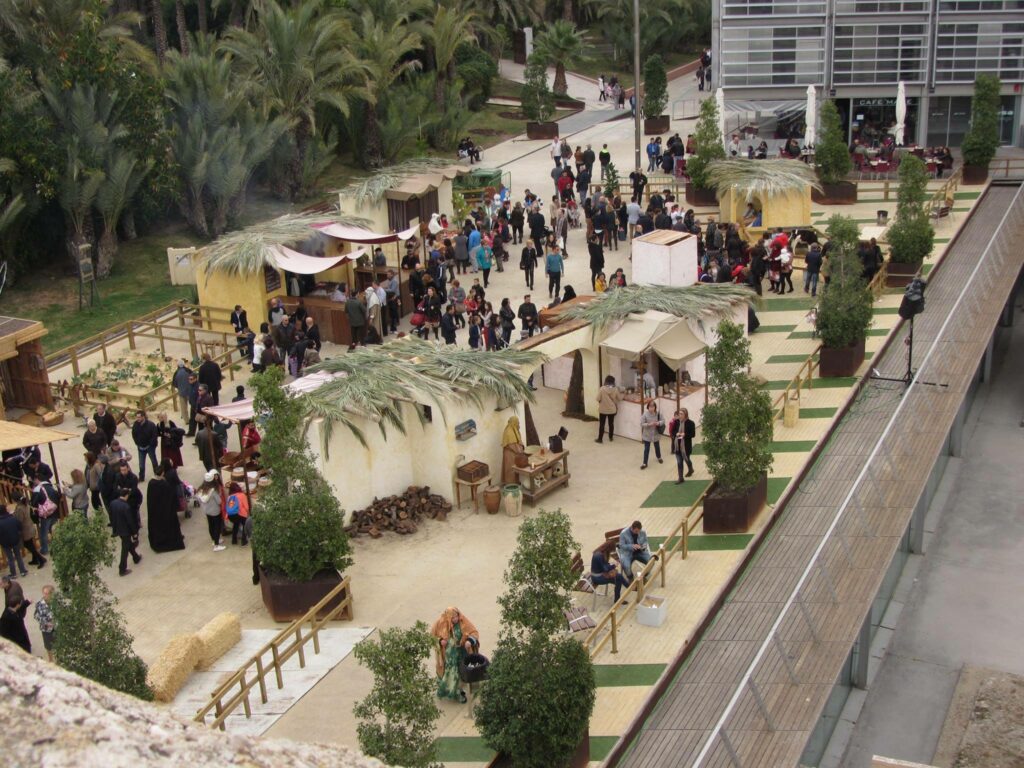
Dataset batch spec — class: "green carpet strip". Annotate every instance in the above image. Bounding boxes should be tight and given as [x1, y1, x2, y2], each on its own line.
[594, 664, 667, 687]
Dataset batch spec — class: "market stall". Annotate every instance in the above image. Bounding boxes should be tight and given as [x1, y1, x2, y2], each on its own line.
[598, 311, 708, 443]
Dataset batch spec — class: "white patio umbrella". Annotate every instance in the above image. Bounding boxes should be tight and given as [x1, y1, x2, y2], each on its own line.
[716, 88, 726, 150]
[894, 81, 907, 146]
[804, 85, 817, 146]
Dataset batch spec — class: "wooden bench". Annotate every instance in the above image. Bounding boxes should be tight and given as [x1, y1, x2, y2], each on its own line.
[564, 606, 596, 635]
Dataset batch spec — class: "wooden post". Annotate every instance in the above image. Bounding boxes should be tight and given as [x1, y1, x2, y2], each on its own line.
[69, 347, 80, 378]
[682, 522, 689, 559]
[255, 656, 268, 704]
[177, 303, 185, 327]
[659, 544, 666, 587]
[157, 323, 166, 356]
[188, 327, 197, 359]
[675, 367, 681, 414]
[100, 337, 108, 364]
[610, 611, 618, 654]
[126, 321, 135, 350]
[704, 348, 709, 406]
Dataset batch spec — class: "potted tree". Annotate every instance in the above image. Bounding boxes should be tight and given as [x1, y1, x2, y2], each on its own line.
[686, 98, 726, 207]
[812, 100, 857, 204]
[817, 215, 874, 376]
[961, 74, 1001, 184]
[250, 366, 354, 621]
[521, 52, 558, 140]
[886, 155, 935, 287]
[700, 320, 774, 534]
[476, 510, 595, 768]
[642, 54, 670, 134]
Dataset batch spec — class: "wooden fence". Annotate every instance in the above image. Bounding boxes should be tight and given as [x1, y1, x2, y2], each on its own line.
[771, 345, 821, 422]
[582, 485, 712, 659]
[193, 575, 354, 731]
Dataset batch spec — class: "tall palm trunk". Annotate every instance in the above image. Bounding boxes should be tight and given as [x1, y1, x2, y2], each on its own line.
[96, 226, 118, 279]
[196, 0, 208, 34]
[363, 106, 384, 169]
[120, 208, 138, 240]
[554, 64, 568, 96]
[563, 0, 573, 22]
[149, 0, 168, 62]
[228, 0, 244, 27]
[175, 0, 190, 55]
[289, 119, 311, 201]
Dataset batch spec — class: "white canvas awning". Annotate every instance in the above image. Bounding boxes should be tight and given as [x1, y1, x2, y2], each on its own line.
[271, 245, 365, 275]
[600, 310, 706, 369]
[315, 223, 418, 244]
[202, 372, 345, 423]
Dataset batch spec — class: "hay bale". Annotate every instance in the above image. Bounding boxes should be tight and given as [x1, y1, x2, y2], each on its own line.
[41, 411, 64, 427]
[195, 613, 241, 671]
[147, 633, 203, 702]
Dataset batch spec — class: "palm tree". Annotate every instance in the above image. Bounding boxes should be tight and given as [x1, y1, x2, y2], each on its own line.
[221, 0, 364, 199]
[174, 0, 190, 55]
[425, 2, 478, 110]
[532, 20, 589, 96]
[346, 8, 423, 168]
[148, 0, 169, 62]
[95, 151, 152, 276]
[464, 0, 542, 29]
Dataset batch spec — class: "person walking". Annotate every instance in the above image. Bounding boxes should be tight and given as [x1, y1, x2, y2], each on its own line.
[669, 408, 695, 483]
[640, 401, 664, 469]
[440, 305, 458, 345]
[517, 295, 539, 338]
[545, 244, 565, 299]
[599, 144, 611, 181]
[130, 410, 159, 482]
[30, 477, 60, 558]
[0, 587, 30, 653]
[34, 584, 56, 661]
[595, 376, 621, 443]
[509, 203, 525, 245]
[198, 471, 225, 552]
[520, 243, 538, 290]
[13, 492, 43, 569]
[345, 293, 367, 350]
[475, 238, 493, 288]
[498, 298, 516, 347]
[588, 234, 605, 290]
[804, 243, 822, 297]
[197, 353, 223, 406]
[0, 504, 26, 579]
[110, 487, 142, 577]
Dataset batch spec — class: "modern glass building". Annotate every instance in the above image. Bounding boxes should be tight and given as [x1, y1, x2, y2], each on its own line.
[711, 0, 1024, 147]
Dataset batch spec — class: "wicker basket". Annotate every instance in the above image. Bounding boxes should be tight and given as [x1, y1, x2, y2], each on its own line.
[457, 460, 489, 483]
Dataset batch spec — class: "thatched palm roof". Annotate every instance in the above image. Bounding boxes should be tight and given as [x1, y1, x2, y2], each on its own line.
[338, 158, 471, 206]
[302, 337, 547, 448]
[560, 284, 758, 335]
[201, 210, 370, 277]
[706, 158, 821, 201]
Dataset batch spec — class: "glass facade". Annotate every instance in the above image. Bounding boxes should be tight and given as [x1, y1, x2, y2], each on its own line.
[722, 0, 826, 16]
[927, 94, 1018, 144]
[721, 26, 826, 86]
[833, 24, 928, 84]
[935, 21, 1024, 82]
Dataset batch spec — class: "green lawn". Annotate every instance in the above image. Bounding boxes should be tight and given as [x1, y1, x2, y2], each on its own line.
[570, 48, 702, 91]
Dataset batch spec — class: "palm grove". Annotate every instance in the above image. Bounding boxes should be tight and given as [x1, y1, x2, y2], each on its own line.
[0, 0, 709, 283]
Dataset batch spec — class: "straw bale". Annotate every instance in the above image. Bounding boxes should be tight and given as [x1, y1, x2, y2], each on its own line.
[147, 633, 203, 702]
[195, 613, 241, 671]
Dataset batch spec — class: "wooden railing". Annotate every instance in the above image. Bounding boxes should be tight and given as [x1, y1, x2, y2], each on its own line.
[582, 485, 712, 659]
[194, 575, 354, 731]
[771, 345, 821, 422]
[869, 260, 889, 299]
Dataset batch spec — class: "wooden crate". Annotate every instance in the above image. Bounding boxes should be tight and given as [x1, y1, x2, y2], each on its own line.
[457, 460, 489, 483]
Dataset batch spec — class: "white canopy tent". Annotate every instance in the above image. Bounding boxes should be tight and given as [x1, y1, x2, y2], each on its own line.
[805, 85, 817, 146]
[599, 310, 707, 413]
[314, 223, 418, 243]
[270, 245, 365, 275]
[895, 81, 907, 146]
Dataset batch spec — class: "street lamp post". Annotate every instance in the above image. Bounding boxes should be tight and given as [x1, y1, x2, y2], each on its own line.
[633, 0, 642, 172]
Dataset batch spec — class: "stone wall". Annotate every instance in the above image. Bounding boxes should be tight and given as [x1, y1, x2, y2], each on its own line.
[0, 641, 386, 768]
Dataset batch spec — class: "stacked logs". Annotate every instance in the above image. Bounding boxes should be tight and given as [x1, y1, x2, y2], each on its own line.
[347, 486, 452, 538]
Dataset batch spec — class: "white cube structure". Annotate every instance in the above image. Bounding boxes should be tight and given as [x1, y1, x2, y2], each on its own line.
[636, 596, 668, 627]
[631, 230, 699, 287]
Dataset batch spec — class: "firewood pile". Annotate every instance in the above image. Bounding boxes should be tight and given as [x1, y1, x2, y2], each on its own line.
[346, 486, 452, 538]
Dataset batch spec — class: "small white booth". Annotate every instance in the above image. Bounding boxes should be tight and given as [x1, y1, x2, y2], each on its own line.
[599, 311, 708, 443]
[631, 230, 699, 287]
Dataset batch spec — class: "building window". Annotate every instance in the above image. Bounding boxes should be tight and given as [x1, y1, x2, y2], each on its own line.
[722, 0, 825, 16]
[935, 21, 1024, 81]
[833, 24, 927, 84]
[836, 1, 928, 10]
[721, 26, 825, 87]
[939, 1, 1024, 10]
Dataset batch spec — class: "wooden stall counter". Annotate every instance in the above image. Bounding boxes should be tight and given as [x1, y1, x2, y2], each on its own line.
[278, 296, 352, 347]
[514, 450, 570, 505]
[616, 385, 705, 442]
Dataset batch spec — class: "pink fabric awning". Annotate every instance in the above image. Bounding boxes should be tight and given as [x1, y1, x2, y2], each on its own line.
[272, 245, 365, 275]
[201, 372, 346, 423]
[314, 223, 418, 244]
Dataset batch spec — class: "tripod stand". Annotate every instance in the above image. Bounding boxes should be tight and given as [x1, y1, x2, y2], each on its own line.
[872, 315, 916, 386]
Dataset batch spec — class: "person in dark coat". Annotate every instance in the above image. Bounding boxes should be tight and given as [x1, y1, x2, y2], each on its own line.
[669, 409, 696, 482]
[146, 466, 184, 553]
[93, 404, 118, 445]
[130, 410, 159, 482]
[110, 488, 142, 576]
[0, 590, 31, 653]
[587, 235, 604, 290]
[346, 295, 367, 350]
[99, 454, 117, 524]
[197, 353, 224, 405]
[0, 505, 25, 578]
[114, 461, 141, 527]
[82, 419, 108, 456]
[304, 316, 321, 351]
[440, 305, 458, 345]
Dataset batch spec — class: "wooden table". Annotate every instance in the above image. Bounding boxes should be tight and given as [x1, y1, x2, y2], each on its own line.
[454, 475, 490, 513]
[514, 450, 570, 505]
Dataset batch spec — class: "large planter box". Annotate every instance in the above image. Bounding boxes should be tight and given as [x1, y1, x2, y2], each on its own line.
[811, 181, 858, 205]
[488, 728, 590, 768]
[259, 567, 351, 623]
[818, 338, 866, 378]
[636, 596, 668, 627]
[526, 121, 559, 140]
[885, 261, 920, 288]
[962, 164, 988, 185]
[685, 183, 718, 207]
[644, 115, 671, 134]
[703, 473, 767, 534]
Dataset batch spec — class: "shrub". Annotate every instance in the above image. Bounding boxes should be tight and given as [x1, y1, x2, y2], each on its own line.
[887, 155, 934, 267]
[817, 214, 874, 348]
[50, 513, 153, 700]
[497, 509, 579, 638]
[455, 43, 499, 111]
[687, 98, 726, 190]
[815, 100, 852, 186]
[250, 366, 352, 582]
[603, 161, 620, 199]
[961, 74, 1001, 168]
[700, 320, 774, 494]
[520, 52, 555, 123]
[475, 632, 595, 768]
[642, 54, 668, 119]
[353, 622, 441, 768]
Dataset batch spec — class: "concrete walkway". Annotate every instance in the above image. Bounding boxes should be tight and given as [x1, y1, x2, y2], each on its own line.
[836, 303, 1024, 768]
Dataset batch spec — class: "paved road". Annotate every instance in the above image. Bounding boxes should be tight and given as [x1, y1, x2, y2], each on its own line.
[838, 303, 1024, 767]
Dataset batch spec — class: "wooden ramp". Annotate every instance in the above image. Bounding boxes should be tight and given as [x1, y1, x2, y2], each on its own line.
[610, 183, 1024, 768]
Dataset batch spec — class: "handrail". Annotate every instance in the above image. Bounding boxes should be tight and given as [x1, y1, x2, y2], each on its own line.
[771, 345, 821, 421]
[194, 574, 354, 731]
[582, 484, 712, 659]
[987, 157, 1024, 178]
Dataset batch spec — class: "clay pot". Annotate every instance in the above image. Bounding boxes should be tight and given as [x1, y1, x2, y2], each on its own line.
[483, 485, 502, 514]
[514, 453, 529, 469]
